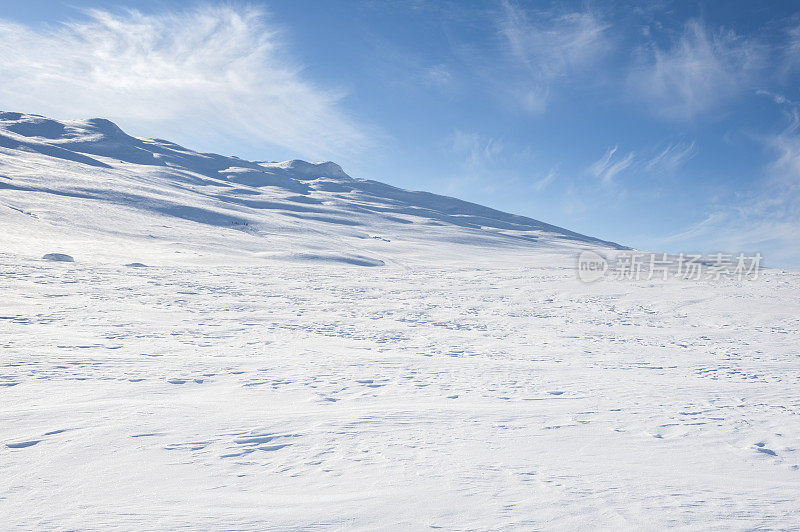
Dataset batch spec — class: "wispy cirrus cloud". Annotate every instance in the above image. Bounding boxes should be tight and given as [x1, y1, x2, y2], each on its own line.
[779, 19, 800, 78]
[661, 100, 800, 266]
[450, 129, 504, 172]
[629, 20, 766, 120]
[531, 168, 557, 192]
[0, 5, 371, 159]
[443, 129, 504, 193]
[644, 140, 695, 173]
[588, 146, 635, 184]
[660, 211, 727, 244]
[422, 64, 456, 91]
[496, 1, 611, 113]
[442, 129, 549, 197]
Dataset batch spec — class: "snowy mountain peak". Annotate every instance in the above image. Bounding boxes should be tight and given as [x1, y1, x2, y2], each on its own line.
[76, 118, 130, 140]
[0, 112, 130, 143]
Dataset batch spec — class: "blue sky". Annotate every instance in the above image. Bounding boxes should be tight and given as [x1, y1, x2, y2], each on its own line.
[2, 1, 800, 266]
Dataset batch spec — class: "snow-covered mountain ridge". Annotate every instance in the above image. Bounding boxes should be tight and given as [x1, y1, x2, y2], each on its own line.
[0, 111, 625, 266]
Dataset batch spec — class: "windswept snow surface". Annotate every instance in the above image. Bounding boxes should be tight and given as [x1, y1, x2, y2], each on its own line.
[1, 112, 800, 529]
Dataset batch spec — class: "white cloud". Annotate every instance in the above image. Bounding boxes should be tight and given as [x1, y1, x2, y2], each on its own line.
[767, 109, 800, 191]
[629, 20, 765, 120]
[450, 130, 503, 172]
[756, 89, 791, 105]
[660, 211, 727, 244]
[422, 64, 455, 90]
[661, 108, 800, 267]
[588, 146, 635, 184]
[497, 1, 611, 112]
[781, 21, 800, 77]
[531, 169, 556, 192]
[645, 140, 695, 173]
[440, 129, 520, 196]
[0, 6, 370, 159]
